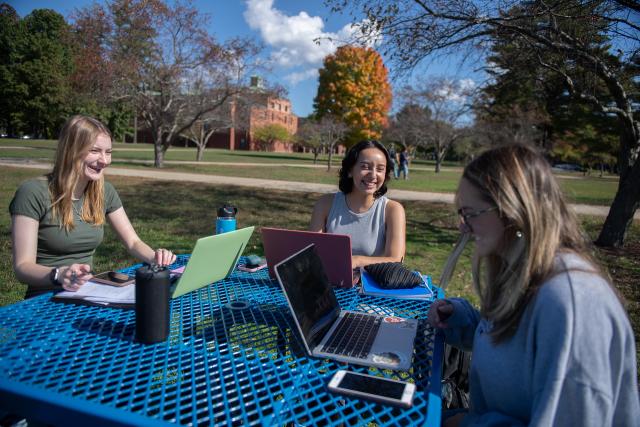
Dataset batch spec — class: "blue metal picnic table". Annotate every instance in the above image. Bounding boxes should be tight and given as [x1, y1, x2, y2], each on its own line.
[0, 255, 444, 426]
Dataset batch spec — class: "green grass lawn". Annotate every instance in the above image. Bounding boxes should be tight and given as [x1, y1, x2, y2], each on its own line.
[0, 166, 472, 305]
[0, 139, 621, 205]
[1, 166, 638, 366]
[0, 140, 637, 385]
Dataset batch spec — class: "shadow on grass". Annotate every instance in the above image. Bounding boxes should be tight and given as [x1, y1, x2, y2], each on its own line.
[404, 202, 459, 245]
[94, 180, 320, 261]
[406, 221, 458, 247]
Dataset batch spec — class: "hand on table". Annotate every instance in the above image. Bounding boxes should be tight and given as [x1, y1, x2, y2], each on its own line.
[428, 299, 454, 329]
[60, 264, 93, 291]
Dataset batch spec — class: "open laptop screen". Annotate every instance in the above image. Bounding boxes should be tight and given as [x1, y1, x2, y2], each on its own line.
[262, 227, 353, 288]
[276, 244, 341, 349]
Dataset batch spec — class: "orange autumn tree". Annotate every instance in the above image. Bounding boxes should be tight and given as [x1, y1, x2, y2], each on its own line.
[314, 46, 392, 147]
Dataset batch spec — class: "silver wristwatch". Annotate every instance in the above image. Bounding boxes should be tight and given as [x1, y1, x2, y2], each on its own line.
[50, 267, 62, 287]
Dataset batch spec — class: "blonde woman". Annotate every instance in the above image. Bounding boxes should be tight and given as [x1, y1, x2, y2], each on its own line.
[9, 115, 175, 298]
[429, 144, 639, 426]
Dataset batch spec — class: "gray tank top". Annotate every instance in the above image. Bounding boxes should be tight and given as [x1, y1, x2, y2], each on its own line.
[326, 192, 387, 257]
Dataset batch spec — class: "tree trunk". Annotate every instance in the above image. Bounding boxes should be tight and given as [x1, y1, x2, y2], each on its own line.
[435, 148, 443, 173]
[327, 147, 334, 171]
[154, 138, 165, 168]
[595, 157, 640, 248]
[196, 144, 205, 162]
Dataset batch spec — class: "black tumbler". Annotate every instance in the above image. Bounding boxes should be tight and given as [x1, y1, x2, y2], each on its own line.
[135, 264, 171, 344]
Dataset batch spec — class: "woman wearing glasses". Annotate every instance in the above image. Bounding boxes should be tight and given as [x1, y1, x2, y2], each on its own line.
[309, 139, 406, 268]
[429, 144, 638, 426]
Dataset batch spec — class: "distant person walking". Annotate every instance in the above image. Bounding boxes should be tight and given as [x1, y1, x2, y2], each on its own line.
[388, 144, 399, 179]
[399, 146, 410, 180]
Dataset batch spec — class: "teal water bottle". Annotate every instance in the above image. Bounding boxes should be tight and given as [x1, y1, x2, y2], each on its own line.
[216, 204, 237, 234]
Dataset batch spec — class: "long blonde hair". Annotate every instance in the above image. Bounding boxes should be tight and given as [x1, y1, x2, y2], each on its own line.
[49, 115, 112, 230]
[462, 144, 601, 342]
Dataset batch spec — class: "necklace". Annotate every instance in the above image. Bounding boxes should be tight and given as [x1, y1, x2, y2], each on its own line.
[345, 193, 375, 214]
[72, 200, 83, 219]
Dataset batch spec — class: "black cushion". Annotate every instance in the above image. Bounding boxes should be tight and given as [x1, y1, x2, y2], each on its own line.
[364, 262, 423, 289]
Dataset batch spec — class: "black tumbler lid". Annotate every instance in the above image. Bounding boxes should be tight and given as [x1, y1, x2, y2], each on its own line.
[136, 264, 168, 279]
[217, 204, 237, 218]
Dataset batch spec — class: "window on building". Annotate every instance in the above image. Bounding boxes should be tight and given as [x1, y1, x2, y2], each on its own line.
[285, 106, 288, 112]
[270, 102, 275, 109]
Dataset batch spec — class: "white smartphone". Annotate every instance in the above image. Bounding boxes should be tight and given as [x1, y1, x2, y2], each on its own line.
[327, 370, 416, 408]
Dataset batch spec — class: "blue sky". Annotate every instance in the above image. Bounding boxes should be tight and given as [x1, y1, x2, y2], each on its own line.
[9, 0, 480, 118]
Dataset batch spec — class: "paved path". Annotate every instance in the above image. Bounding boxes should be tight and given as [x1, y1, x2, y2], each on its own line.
[0, 148, 618, 178]
[1, 159, 635, 219]
[0, 150, 455, 172]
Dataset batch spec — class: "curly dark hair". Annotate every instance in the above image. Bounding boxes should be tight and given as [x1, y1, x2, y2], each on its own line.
[338, 140, 392, 198]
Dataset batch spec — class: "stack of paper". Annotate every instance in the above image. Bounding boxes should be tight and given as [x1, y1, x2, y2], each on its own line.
[54, 281, 135, 306]
[359, 268, 433, 300]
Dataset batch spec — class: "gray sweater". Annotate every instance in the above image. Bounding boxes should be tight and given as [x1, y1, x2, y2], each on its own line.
[443, 253, 639, 426]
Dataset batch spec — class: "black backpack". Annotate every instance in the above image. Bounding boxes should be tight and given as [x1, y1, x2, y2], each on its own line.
[441, 344, 471, 409]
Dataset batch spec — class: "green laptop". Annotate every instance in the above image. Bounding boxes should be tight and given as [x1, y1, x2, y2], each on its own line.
[171, 226, 254, 298]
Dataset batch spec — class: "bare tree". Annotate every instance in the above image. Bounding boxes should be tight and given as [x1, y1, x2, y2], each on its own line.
[317, 117, 348, 171]
[384, 103, 431, 161]
[73, 0, 261, 167]
[298, 117, 348, 170]
[398, 79, 473, 172]
[182, 99, 233, 161]
[474, 102, 551, 148]
[296, 119, 325, 165]
[328, 0, 640, 247]
[183, 81, 290, 159]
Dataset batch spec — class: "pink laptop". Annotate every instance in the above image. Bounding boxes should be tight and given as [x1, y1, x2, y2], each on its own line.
[261, 227, 354, 288]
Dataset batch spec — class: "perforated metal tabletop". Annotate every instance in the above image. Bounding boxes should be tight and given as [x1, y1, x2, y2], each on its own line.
[0, 256, 443, 426]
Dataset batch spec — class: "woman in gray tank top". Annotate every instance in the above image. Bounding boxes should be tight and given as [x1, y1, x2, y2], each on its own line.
[309, 140, 406, 268]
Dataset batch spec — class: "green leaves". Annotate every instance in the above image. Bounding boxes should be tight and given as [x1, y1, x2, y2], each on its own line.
[252, 124, 291, 151]
[0, 6, 73, 138]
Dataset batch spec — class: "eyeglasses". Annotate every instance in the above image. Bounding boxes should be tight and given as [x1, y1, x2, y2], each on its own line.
[457, 206, 498, 228]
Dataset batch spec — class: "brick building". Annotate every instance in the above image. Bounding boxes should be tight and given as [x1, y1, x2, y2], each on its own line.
[206, 77, 299, 152]
[131, 77, 299, 152]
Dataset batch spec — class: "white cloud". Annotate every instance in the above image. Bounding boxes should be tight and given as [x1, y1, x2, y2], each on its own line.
[459, 78, 476, 91]
[284, 69, 319, 85]
[244, 0, 369, 84]
[434, 79, 476, 103]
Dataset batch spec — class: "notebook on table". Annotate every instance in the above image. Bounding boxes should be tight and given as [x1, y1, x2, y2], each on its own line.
[262, 227, 354, 288]
[360, 268, 434, 300]
[274, 244, 418, 371]
[53, 226, 254, 306]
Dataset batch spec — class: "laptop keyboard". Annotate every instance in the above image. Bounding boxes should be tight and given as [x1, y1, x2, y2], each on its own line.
[321, 313, 382, 359]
